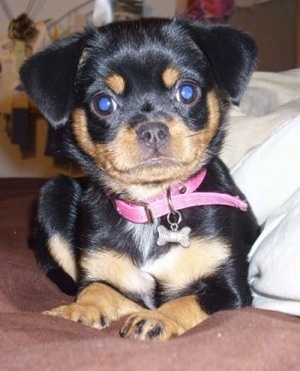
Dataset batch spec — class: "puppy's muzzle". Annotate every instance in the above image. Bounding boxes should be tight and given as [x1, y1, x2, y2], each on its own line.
[136, 122, 170, 150]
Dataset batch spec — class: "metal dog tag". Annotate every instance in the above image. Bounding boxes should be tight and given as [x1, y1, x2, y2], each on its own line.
[157, 225, 191, 247]
[157, 211, 191, 247]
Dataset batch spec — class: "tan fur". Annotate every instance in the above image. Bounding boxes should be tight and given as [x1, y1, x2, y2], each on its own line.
[74, 239, 223, 340]
[121, 295, 208, 340]
[158, 295, 209, 330]
[72, 109, 97, 158]
[162, 67, 180, 88]
[199, 90, 221, 145]
[106, 73, 126, 95]
[78, 50, 87, 69]
[48, 234, 77, 281]
[81, 237, 230, 303]
[145, 236, 230, 293]
[44, 282, 143, 329]
[81, 250, 155, 301]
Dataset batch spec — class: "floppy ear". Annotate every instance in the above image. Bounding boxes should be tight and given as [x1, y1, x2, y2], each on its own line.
[20, 34, 85, 127]
[184, 21, 257, 104]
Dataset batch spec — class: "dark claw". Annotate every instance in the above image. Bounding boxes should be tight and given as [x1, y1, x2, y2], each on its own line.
[147, 323, 163, 339]
[119, 324, 129, 337]
[135, 319, 146, 335]
[100, 315, 107, 328]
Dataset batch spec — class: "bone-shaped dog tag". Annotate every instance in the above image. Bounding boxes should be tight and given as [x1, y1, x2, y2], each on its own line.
[157, 225, 191, 247]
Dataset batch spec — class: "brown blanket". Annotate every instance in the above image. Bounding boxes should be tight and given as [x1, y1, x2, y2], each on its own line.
[1, 180, 300, 370]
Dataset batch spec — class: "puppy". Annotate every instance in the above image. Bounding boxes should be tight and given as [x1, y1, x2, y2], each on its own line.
[20, 17, 259, 341]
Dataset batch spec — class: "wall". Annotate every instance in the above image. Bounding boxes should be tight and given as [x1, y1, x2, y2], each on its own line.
[231, 0, 297, 71]
[143, 0, 188, 17]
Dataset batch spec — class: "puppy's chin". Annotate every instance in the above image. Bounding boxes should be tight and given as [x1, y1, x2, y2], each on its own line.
[102, 157, 207, 202]
[129, 157, 184, 181]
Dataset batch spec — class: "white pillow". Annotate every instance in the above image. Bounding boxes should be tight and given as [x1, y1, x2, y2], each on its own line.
[248, 187, 300, 315]
[230, 114, 300, 316]
[221, 69, 300, 169]
[222, 70, 300, 315]
[231, 116, 300, 225]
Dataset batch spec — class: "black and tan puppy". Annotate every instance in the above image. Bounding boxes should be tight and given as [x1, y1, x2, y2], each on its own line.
[20, 17, 259, 341]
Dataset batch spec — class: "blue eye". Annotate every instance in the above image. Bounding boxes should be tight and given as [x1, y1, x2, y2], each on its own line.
[93, 95, 117, 116]
[176, 83, 200, 104]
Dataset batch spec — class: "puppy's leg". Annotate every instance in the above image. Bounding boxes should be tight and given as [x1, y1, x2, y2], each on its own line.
[120, 295, 208, 341]
[45, 282, 144, 329]
[37, 176, 82, 295]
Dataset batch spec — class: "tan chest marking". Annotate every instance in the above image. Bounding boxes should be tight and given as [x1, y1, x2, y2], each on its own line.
[81, 237, 230, 302]
[144, 237, 230, 292]
[81, 250, 156, 307]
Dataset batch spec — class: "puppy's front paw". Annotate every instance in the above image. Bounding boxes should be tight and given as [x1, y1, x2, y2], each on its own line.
[43, 303, 111, 329]
[120, 310, 185, 341]
[43, 283, 145, 330]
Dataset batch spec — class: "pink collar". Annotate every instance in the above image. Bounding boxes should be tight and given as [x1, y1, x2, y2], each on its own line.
[113, 169, 248, 224]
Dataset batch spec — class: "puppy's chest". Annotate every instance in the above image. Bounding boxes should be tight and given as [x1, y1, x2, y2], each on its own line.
[125, 222, 159, 263]
[82, 222, 230, 308]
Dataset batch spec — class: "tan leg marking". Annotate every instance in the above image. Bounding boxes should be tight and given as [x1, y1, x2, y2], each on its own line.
[44, 282, 144, 329]
[120, 295, 208, 341]
[48, 234, 77, 281]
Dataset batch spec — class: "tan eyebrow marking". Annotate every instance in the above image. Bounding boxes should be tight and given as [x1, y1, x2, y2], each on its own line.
[162, 67, 180, 88]
[106, 73, 126, 95]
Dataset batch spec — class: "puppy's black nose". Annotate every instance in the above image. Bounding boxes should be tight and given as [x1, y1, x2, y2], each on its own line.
[136, 122, 169, 149]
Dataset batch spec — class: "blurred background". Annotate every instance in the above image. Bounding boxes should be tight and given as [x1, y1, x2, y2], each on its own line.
[0, 0, 298, 178]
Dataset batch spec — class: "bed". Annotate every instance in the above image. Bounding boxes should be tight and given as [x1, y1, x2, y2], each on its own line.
[1, 69, 300, 369]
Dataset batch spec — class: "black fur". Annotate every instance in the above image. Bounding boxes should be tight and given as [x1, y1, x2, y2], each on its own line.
[20, 17, 259, 338]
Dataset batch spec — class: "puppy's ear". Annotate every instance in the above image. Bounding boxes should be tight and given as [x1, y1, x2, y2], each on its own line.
[184, 21, 257, 104]
[20, 34, 85, 127]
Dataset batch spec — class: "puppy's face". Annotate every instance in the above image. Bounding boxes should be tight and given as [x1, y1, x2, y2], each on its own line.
[20, 18, 257, 200]
[73, 22, 222, 199]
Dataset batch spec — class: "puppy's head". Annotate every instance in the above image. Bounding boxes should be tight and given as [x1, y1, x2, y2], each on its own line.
[20, 18, 257, 201]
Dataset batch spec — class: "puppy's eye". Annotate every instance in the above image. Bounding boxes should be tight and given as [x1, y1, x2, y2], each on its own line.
[175, 83, 200, 104]
[93, 95, 117, 116]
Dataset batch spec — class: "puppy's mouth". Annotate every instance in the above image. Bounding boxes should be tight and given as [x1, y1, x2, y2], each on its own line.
[135, 155, 179, 168]
[139, 157, 175, 167]
[128, 155, 184, 180]
[109, 149, 195, 190]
